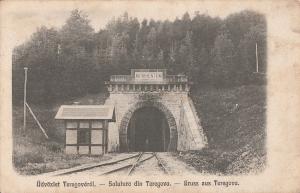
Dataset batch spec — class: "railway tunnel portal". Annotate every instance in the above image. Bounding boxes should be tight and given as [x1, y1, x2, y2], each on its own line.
[104, 69, 207, 152]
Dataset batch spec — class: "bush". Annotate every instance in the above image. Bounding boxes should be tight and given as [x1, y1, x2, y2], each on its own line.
[13, 151, 45, 168]
[46, 141, 63, 153]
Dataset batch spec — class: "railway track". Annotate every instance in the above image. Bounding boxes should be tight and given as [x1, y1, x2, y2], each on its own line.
[55, 152, 169, 176]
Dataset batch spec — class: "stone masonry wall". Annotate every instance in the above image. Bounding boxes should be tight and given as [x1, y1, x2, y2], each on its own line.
[104, 91, 206, 151]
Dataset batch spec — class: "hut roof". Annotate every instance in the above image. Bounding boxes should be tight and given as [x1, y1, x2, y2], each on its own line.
[55, 105, 115, 120]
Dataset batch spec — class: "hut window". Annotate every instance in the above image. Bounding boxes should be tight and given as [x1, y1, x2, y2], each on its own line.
[79, 121, 89, 128]
[66, 121, 77, 129]
[91, 121, 103, 128]
[78, 130, 90, 144]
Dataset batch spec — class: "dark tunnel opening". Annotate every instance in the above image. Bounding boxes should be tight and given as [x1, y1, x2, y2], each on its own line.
[127, 107, 170, 152]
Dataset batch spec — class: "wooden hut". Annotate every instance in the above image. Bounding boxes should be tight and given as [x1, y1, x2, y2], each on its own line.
[55, 105, 115, 155]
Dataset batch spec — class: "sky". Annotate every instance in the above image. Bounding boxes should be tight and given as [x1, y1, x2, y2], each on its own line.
[1, 0, 300, 47]
[0, 1, 266, 46]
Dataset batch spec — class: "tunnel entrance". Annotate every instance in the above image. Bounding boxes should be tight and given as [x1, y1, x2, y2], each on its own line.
[127, 107, 170, 152]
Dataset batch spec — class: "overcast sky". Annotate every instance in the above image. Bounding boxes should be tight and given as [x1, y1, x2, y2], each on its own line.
[1, 0, 299, 47]
[2, 1, 263, 46]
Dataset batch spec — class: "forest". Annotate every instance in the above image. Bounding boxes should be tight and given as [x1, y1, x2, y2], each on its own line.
[12, 9, 266, 104]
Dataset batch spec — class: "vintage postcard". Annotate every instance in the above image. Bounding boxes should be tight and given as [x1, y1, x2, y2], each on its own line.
[0, 0, 300, 193]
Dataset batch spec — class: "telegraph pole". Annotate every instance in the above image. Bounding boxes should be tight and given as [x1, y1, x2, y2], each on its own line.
[23, 67, 28, 130]
[256, 42, 259, 73]
[22, 67, 49, 139]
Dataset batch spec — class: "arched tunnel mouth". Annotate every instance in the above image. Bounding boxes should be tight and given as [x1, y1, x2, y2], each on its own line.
[127, 107, 170, 152]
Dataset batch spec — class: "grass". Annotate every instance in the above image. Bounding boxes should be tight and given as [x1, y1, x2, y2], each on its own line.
[179, 84, 267, 175]
[13, 139, 111, 175]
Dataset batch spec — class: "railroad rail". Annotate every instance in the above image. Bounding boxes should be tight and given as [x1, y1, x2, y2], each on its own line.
[100, 152, 169, 176]
[54, 152, 169, 176]
[153, 152, 168, 174]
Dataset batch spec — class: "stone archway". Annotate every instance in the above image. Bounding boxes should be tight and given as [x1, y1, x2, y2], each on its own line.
[119, 100, 178, 152]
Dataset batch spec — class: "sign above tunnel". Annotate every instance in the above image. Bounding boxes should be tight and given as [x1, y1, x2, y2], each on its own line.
[134, 71, 163, 82]
[107, 69, 188, 84]
[132, 69, 166, 82]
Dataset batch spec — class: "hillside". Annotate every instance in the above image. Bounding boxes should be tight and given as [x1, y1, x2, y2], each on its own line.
[179, 85, 266, 174]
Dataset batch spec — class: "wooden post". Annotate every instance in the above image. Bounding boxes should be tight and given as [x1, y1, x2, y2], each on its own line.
[256, 42, 259, 73]
[26, 103, 49, 139]
[23, 67, 28, 130]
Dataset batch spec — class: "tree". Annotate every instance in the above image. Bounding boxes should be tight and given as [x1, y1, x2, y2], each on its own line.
[224, 10, 265, 47]
[13, 26, 60, 104]
[181, 12, 192, 32]
[177, 31, 194, 75]
[145, 27, 158, 68]
[211, 26, 235, 87]
[61, 9, 94, 48]
[59, 9, 96, 97]
[127, 17, 140, 52]
[191, 14, 222, 51]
